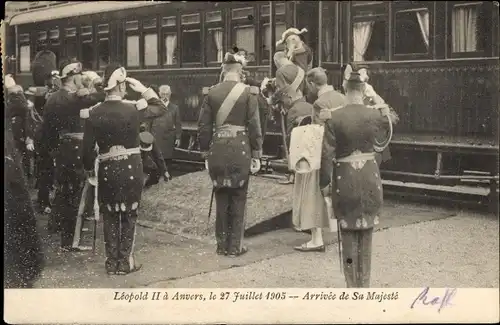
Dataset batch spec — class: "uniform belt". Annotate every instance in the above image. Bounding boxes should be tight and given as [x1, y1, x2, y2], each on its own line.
[91, 146, 141, 221]
[215, 125, 246, 138]
[60, 132, 84, 140]
[337, 152, 376, 163]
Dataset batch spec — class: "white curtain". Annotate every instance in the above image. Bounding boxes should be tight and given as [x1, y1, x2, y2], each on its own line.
[165, 34, 177, 65]
[353, 21, 374, 62]
[20, 45, 31, 72]
[144, 34, 158, 66]
[236, 27, 255, 60]
[213, 29, 223, 62]
[127, 35, 140, 67]
[452, 6, 478, 52]
[416, 10, 430, 49]
[323, 28, 333, 62]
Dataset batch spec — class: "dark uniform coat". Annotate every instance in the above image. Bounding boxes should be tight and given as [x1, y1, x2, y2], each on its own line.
[82, 98, 167, 208]
[150, 101, 182, 160]
[198, 82, 263, 188]
[244, 74, 271, 137]
[319, 104, 390, 231]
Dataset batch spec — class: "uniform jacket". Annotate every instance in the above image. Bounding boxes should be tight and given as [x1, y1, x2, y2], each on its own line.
[198, 81, 263, 188]
[40, 88, 105, 157]
[286, 97, 314, 141]
[312, 86, 346, 125]
[149, 101, 182, 159]
[142, 139, 168, 175]
[319, 104, 390, 230]
[6, 91, 31, 144]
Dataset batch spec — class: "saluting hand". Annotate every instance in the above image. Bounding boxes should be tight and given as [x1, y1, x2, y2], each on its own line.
[125, 77, 148, 94]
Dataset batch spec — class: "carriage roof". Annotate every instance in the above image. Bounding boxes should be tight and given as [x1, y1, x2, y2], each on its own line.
[9, 1, 164, 26]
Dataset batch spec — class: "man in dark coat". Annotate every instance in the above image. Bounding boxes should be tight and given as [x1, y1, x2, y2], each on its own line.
[198, 52, 263, 257]
[4, 75, 44, 288]
[139, 127, 170, 187]
[82, 63, 167, 275]
[319, 65, 395, 288]
[40, 58, 105, 251]
[149, 85, 182, 174]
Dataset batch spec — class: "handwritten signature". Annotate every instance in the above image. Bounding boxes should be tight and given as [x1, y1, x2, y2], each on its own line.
[410, 287, 457, 313]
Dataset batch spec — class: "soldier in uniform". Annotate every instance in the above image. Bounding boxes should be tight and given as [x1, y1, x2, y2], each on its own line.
[81, 63, 167, 275]
[139, 127, 169, 188]
[306, 67, 346, 125]
[319, 65, 395, 288]
[198, 52, 263, 257]
[40, 58, 105, 250]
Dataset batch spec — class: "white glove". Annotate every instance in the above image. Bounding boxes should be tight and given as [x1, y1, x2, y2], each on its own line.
[250, 158, 261, 174]
[26, 140, 35, 152]
[205, 160, 209, 170]
[125, 77, 148, 94]
[175, 139, 181, 147]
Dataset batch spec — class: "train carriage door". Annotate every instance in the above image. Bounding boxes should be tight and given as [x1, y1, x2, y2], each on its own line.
[293, 0, 320, 66]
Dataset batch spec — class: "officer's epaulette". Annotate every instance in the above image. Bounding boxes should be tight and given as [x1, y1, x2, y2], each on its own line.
[80, 102, 102, 119]
[202, 85, 215, 95]
[249, 86, 259, 95]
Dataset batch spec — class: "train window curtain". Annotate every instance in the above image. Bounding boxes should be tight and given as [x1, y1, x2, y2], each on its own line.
[164, 34, 177, 65]
[353, 21, 374, 61]
[416, 10, 430, 49]
[452, 5, 478, 52]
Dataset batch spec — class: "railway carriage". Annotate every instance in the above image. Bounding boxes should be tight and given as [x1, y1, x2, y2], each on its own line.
[5, 1, 499, 204]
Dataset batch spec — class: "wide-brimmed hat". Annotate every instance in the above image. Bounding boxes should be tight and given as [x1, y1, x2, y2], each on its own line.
[58, 59, 82, 79]
[139, 131, 154, 152]
[223, 52, 247, 67]
[276, 27, 308, 46]
[102, 63, 126, 91]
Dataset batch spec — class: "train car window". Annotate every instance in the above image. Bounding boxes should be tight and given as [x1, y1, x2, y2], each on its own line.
[143, 18, 157, 30]
[181, 14, 201, 64]
[126, 20, 139, 31]
[233, 26, 255, 62]
[19, 33, 31, 72]
[127, 35, 140, 68]
[49, 29, 60, 45]
[65, 28, 78, 61]
[98, 24, 110, 70]
[394, 9, 429, 55]
[231, 7, 254, 20]
[451, 2, 487, 54]
[144, 33, 158, 66]
[81, 25, 94, 70]
[352, 20, 387, 62]
[182, 29, 201, 63]
[162, 16, 176, 27]
[321, 1, 337, 62]
[36, 31, 47, 53]
[206, 27, 224, 63]
[206, 11, 222, 23]
[260, 2, 286, 16]
[164, 32, 178, 65]
[261, 23, 286, 61]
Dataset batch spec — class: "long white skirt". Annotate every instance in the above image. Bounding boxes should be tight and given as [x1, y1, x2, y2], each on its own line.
[292, 170, 329, 230]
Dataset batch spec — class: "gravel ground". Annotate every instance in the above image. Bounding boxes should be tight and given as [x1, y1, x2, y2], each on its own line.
[153, 211, 499, 288]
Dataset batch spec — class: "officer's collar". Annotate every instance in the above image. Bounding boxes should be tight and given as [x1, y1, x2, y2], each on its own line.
[105, 95, 123, 101]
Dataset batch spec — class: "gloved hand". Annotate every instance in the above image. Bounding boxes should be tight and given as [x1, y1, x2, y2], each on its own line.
[26, 138, 35, 152]
[205, 160, 209, 171]
[175, 139, 181, 147]
[125, 77, 148, 94]
[250, 158, 261, 174]
[164, 171, 172, 181]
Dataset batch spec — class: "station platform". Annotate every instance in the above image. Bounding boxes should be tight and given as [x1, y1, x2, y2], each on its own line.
[139, 171, 294, 243]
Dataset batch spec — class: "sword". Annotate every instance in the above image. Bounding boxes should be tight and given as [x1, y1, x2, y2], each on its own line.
[72, 180, 91, 249]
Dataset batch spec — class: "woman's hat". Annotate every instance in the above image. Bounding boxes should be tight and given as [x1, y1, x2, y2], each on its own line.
[223, 52, 247, 67]
[102, 63, 127, 91]
[276, 27, 308, 46]
[58, 58, 82, 79]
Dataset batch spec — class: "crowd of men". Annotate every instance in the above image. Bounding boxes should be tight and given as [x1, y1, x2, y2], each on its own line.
[4, 26, 397, 288]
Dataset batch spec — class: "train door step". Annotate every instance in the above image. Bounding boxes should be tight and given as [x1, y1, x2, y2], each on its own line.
[139, 170, 294, 242]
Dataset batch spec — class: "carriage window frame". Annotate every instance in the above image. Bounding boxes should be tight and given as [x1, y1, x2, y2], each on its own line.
[350, 2, 390, 63]
[125, 20, 141, 69]
[446, 1, 492, 59]
[204, 10, 225, 67]
[319, 1, 340, 63]
[97, 24, 111, 70]
[180, 13, 202, 66]
[142, 17, 160, 68]
[161, 15, 179, 68]
[230, 6, 257, 66]
[18, 33, 31, 73]
[259, 3, 287, 65]
[392, 3, 434, 61]
[64, 27, 78, 62]
[80, 25, 96, 70]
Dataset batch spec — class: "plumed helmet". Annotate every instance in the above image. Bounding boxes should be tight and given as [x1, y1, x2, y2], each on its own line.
[343, 63, 370, 83]
[276, 27, 308, 46]
[222, 52, 247, 67]
[102, 63, 127, 91]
